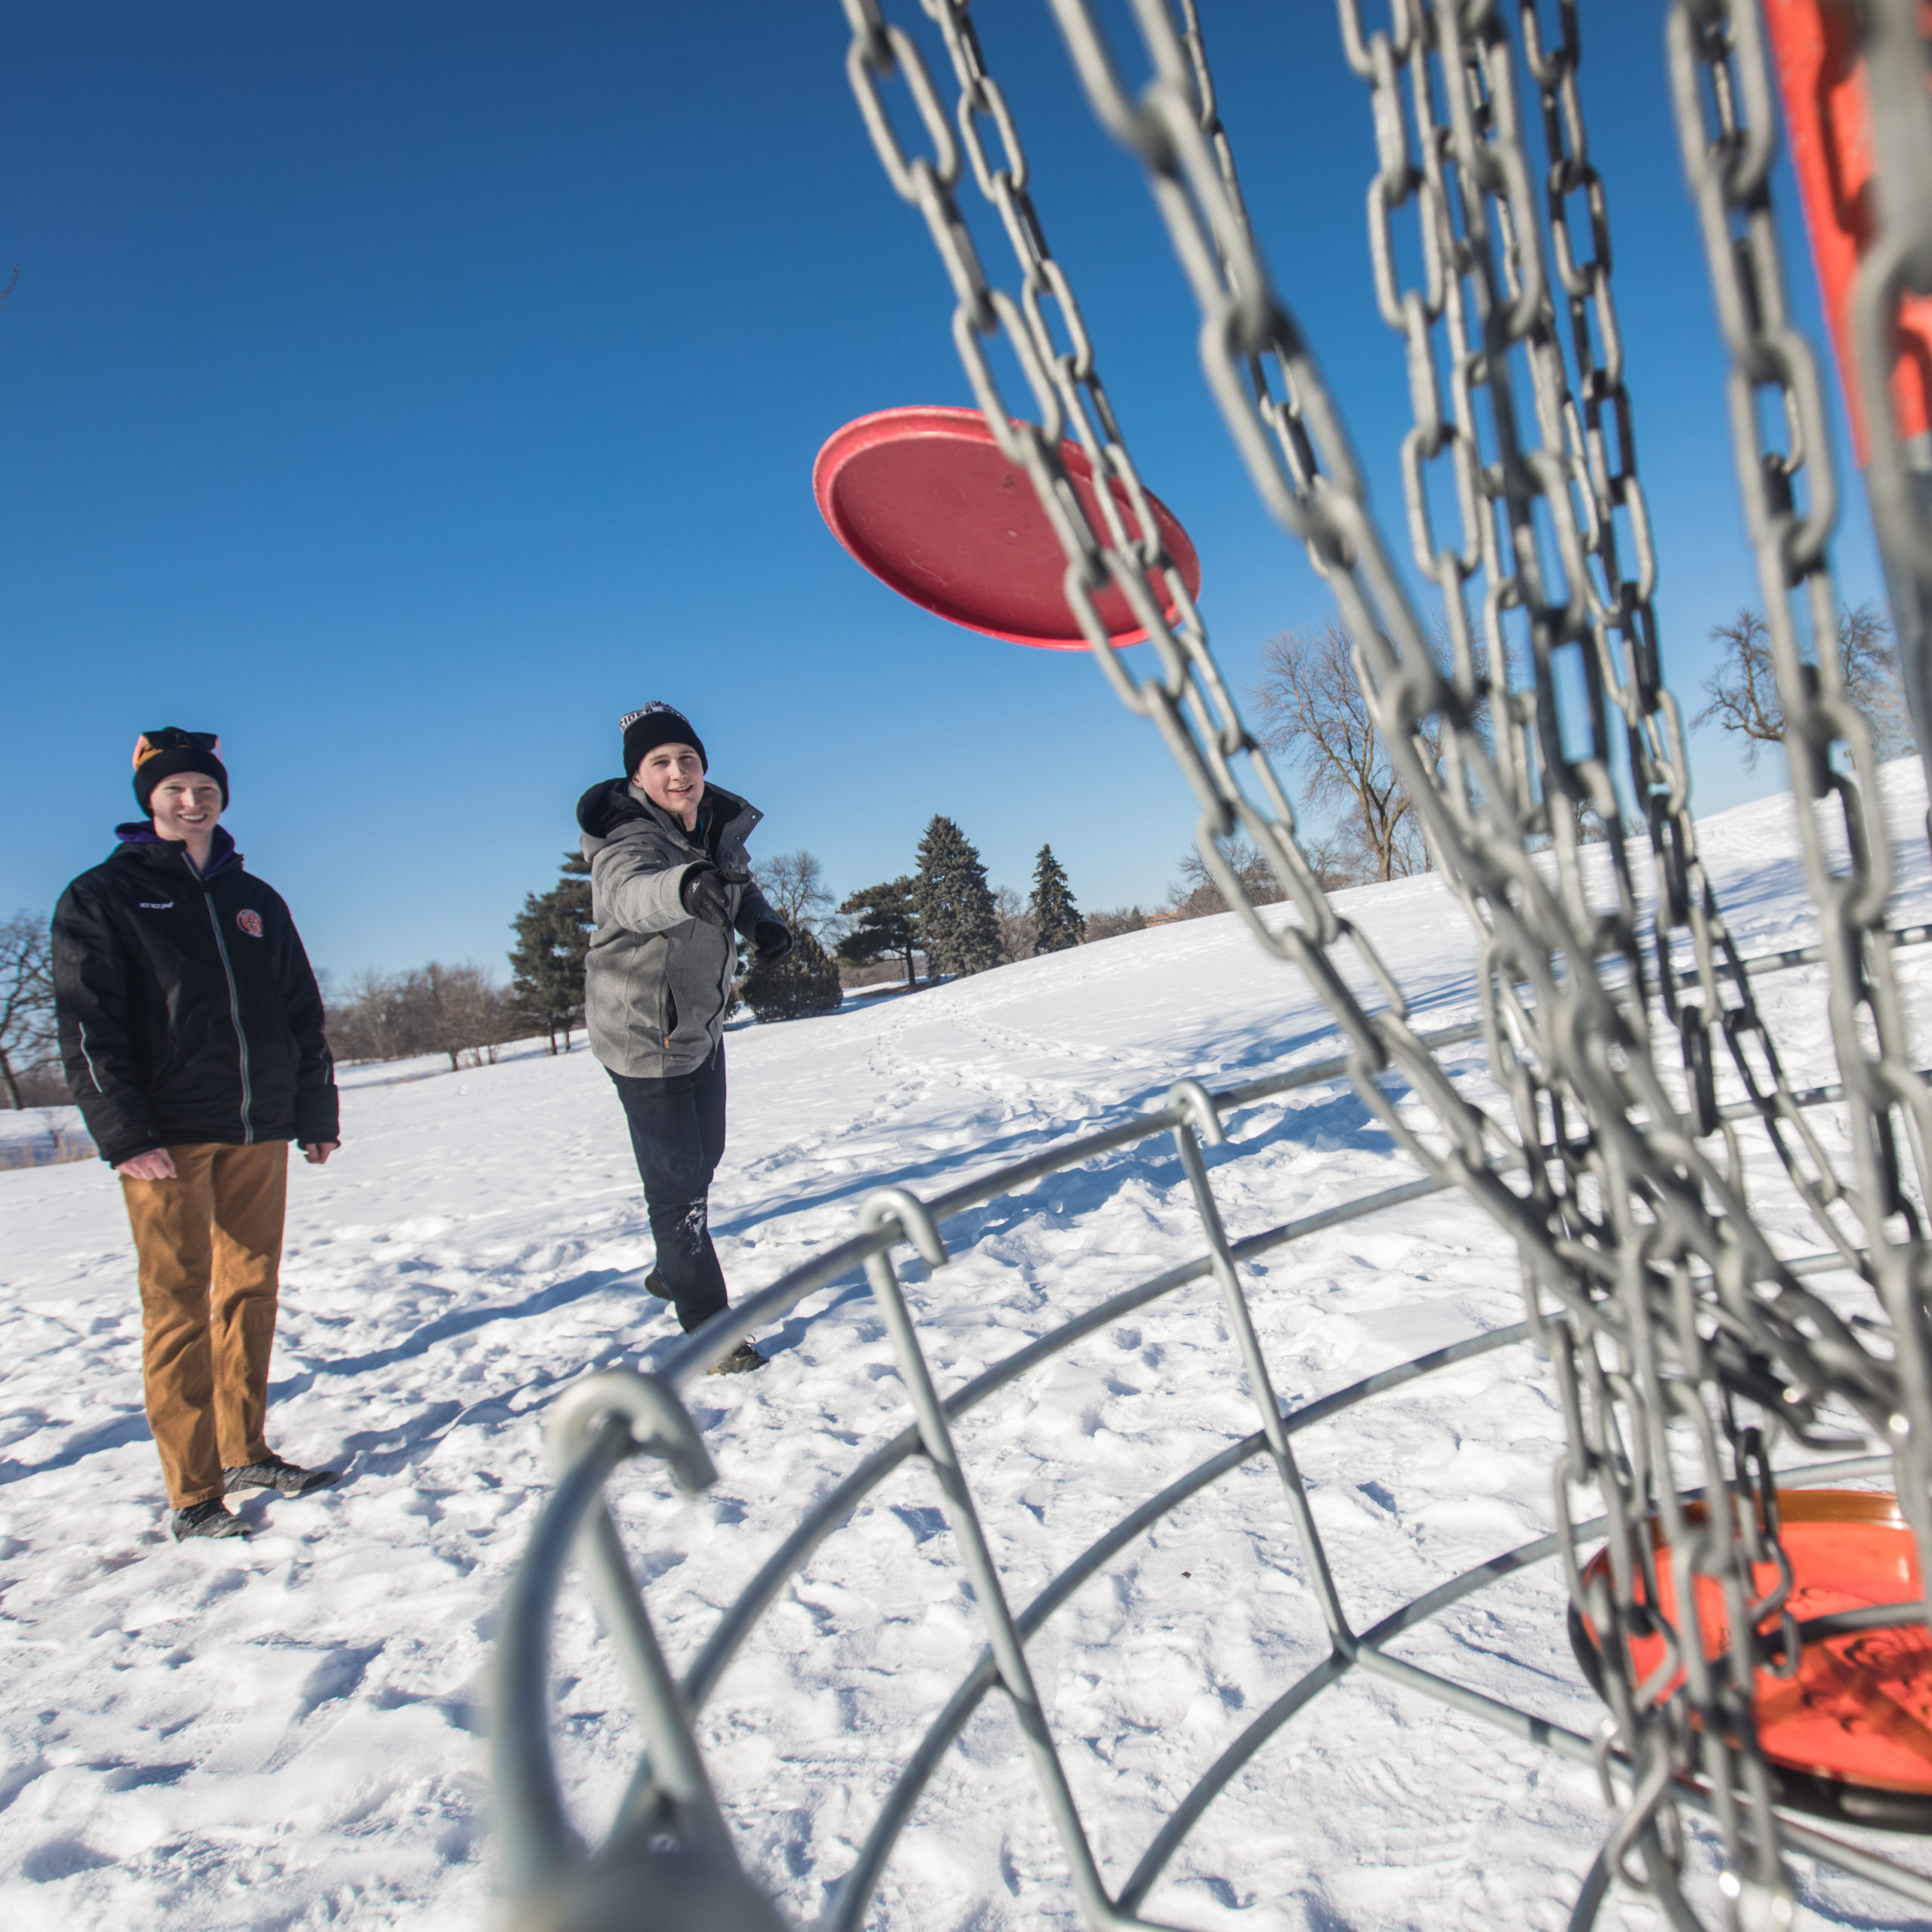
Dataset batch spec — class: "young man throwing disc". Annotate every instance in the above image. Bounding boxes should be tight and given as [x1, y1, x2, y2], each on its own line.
[54, 729, 342, 1540]
[577, 703, 790, 1374]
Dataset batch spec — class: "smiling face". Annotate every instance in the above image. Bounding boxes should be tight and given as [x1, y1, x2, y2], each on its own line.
[633, 742, 705, 829]
[149, 772, 225, 852]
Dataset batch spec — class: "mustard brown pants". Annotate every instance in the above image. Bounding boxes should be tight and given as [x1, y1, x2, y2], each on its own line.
[122, 1140, 288, 1508]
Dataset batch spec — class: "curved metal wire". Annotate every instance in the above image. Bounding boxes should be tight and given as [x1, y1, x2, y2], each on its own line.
[494, 937, 1932, 1928]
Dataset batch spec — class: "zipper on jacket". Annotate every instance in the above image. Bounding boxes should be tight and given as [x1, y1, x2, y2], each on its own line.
[663, 986, 678, 1051]
[202, 890, 254, 1143]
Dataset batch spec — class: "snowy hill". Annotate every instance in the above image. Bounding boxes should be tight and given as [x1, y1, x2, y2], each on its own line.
[5, 770, 1932, 1931]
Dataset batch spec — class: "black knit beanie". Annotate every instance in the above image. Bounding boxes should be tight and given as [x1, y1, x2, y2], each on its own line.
[132, 728, 230, 811]
[620, 702, 707, 777]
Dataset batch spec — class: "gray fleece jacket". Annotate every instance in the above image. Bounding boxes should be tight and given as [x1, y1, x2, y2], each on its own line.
[576, 777, 778, 1078]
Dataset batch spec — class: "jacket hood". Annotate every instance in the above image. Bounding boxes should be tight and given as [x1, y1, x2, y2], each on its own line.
[575, 778, 641, 841]
[112, 821, 241, 875]
[575, 778, 758, 845]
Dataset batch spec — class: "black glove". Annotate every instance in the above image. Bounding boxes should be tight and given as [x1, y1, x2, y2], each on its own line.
[679, 864, 731, 928]
[753, 918, 793, 962]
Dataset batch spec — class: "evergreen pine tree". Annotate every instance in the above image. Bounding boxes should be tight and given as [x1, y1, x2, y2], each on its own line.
[836, 878, 921, 987]
[508, 850, 594, 1052]
[1029, 844, 1082, 952]
[740, 928, 844, 1020]
[912, 816, 1001, 978]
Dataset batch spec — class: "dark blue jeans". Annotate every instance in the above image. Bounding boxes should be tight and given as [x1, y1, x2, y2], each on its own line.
[608, 1045, 729, 1332]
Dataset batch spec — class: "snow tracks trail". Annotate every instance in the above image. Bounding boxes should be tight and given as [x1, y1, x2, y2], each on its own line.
[5, 770, 1932, 1930]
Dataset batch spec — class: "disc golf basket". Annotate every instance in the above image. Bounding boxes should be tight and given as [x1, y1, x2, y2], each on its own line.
[494, 2, 1932, 1926]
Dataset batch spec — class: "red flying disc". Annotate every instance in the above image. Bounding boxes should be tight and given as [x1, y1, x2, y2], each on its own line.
[1572, 1490, 1932, 1826]
[813, 405, 1202, 651]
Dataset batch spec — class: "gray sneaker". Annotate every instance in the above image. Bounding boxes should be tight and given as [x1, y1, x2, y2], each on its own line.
[171, 1498, 250, 1541]
[223, 1454, 338, 1497]
[707, 1340, 768, 1376]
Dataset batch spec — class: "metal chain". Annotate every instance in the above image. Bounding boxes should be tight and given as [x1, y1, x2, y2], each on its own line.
[1668, 0, 1932, 1756]
[1851, 0, 1932, 809]
[1339, 5, 1807, 1915]
[842, 0, 1502, 1211]
[842, 0, 1932, 1923]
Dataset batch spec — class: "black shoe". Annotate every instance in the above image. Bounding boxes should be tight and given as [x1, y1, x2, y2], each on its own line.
[224, 1453, 338, 1497]
[706, 1339, 768, 1376]
[645, 1270, 672, 1300]
[172, 1498, 250, 1541]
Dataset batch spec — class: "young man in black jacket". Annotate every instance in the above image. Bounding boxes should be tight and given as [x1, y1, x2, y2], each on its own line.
[54, 729, 342, 1542]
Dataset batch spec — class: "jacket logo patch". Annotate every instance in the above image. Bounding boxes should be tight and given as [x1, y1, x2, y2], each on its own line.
[235, 909, 264, 937]
[139, 901, 174, 910]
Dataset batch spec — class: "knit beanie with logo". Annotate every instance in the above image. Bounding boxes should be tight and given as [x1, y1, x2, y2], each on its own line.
[620, 702, 707, 777]
[132, 728, 230, 812]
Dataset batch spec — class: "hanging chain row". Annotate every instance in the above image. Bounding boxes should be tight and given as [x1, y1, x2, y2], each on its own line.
[1665, 2, 1932, 1903]
[1342, 5, 1770, 1917]
[1340, 4, 1916, 1918]
[1851, 0, 1932, 706]
[841, 0, 1932, 1923]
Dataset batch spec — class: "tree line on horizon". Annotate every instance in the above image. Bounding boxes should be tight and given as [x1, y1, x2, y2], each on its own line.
[0, 821, 1144, 1099]
[312, 815, 1122, 1066]
[498, 816, 1101, 1042]
[1228, 597, 1912, 898]
[5, 597, 1906, 1099]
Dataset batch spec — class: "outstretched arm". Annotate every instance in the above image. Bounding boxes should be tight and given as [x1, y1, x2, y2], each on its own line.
[593, 839, 700, 934]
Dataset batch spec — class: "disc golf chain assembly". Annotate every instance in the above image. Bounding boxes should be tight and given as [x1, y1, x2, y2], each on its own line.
[847, 0, 1932, 1917]
[490, 5, 1932, 1928]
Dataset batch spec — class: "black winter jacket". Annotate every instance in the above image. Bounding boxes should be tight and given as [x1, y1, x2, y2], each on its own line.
[53, 826, 340, 1165]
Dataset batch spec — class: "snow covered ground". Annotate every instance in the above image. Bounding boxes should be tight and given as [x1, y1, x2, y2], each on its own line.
[7, 769, 1932, 1931]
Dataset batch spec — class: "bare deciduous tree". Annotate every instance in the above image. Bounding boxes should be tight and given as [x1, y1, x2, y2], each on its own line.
[1084, 906, 1147, 941]
[1251, 620, 1442, 883]
[1694, 601, 1911, 767]
[324, 961, 515, 1071]
[324, 968, 408, 1063]
[992, 884, 1036, 963]
[755, 851, 835, 939]
[412, 963, 513, 1071]
[0, 912, 57, 1109]
[1163, 835, 1291, 921]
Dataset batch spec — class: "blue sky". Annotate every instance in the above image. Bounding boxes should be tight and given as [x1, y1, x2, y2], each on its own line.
[2, 2, 1890, 981]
